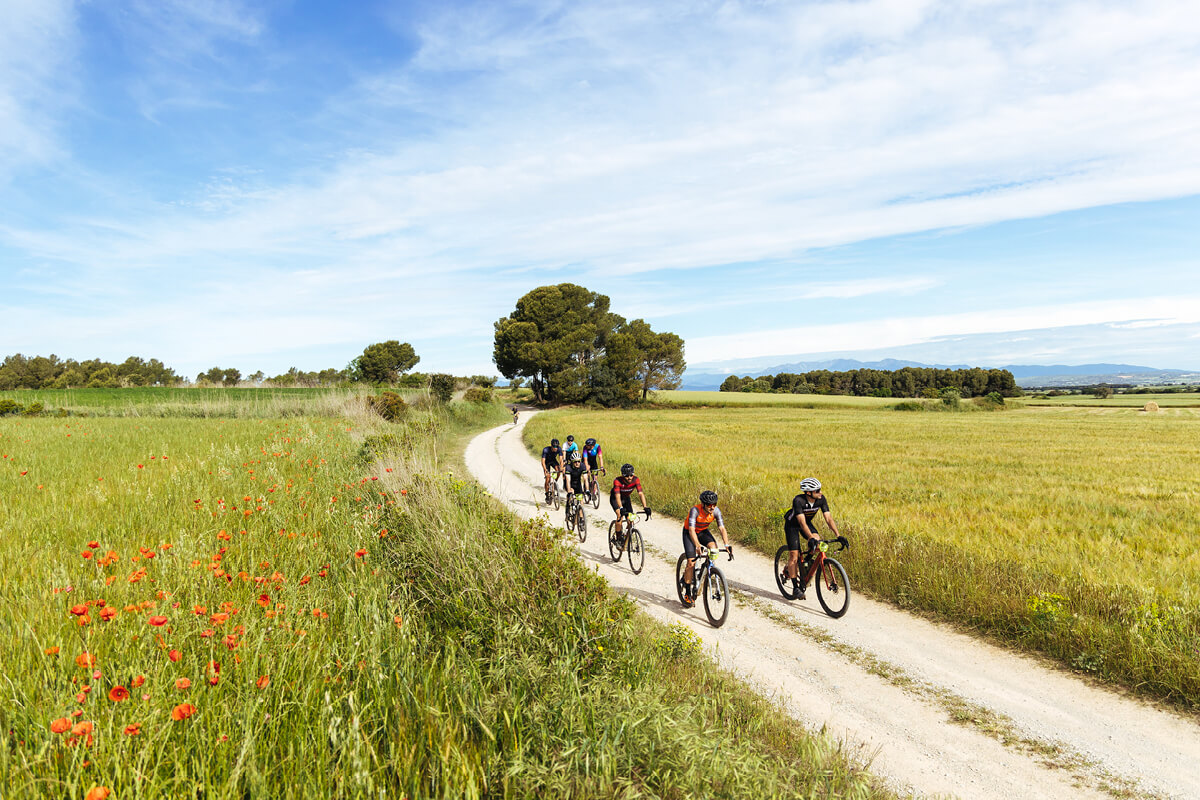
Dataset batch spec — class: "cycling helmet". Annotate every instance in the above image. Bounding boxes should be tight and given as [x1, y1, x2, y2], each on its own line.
[569, 450, 582, 462]
[620, 463, 635, 477]
[799, 477, 822, 493]
[566, 434, 574, 442]
[699, 490, 718, 506]
[584, 438, 596, 447]
[551, 438, 560, 447]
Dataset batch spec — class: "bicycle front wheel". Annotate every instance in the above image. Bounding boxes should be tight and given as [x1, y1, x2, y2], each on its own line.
[552, 484, 561, 511]
[607, 521, 623, 561]
[627, 527, 644, 574]
[703, 566, 730, 628]
[774, 546, 797, 600]
[591, 485, 601, 509]
[576, 506, 587, 543]
[816, 557, 851, 618]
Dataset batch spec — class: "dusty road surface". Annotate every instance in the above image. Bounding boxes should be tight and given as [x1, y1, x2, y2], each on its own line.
[466, 412, 1200, 800]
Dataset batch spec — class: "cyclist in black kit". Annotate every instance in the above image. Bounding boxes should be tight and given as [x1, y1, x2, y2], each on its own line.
[782, 477, 841, 599]
[541, 438, 564, 503]
[563, 450, 587, 502]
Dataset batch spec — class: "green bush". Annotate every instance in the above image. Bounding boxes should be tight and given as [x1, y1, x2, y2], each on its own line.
[367, 391, 407, 422]
[429, 373, 455, 403]
[940, 388, 961, 408]
[0, 399, 20, 416]
[463, 386, 493, 404]
[20, 402, 44, 417]
[984, 391, 1005, 406]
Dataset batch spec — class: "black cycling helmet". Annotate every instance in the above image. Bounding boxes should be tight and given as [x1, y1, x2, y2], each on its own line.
[585, 437, 596, 447]
[620, 463, 634, 477]
[566, 434, 574, 442]
[699, 490, 718, 506]
[551, 438, 560, 447]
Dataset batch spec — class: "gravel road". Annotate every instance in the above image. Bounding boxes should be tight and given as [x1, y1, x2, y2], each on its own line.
[465, 412, 1200, 799]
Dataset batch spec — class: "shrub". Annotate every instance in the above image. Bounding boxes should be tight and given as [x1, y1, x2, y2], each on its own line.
[891, 401, 926, 412]
[0, 399, 21, 416]
[1093, 386, 1113, 399]
[655, 621, 702, 661]
[983, 392, 1005, 406]
[20, 402, 44, 417]
[429, 374, 455, 403]
[463, 386, 493, 404]
[940, 388, 961, 408]
[367, 392, 407, 422]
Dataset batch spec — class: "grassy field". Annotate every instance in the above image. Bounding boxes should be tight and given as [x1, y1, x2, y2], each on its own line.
[0, 386, 408, 417]
[527, 405, 1200, 709]
[1, 396, 892, 798]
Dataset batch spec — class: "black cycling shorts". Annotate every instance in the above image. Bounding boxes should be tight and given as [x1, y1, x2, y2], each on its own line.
[611, 494, 634, 514]
[784, 522, 816, 552]
[682, 527, 717, 559]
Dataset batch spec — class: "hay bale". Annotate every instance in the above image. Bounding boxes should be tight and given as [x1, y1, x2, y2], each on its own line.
[1143, 401, 1159, 413]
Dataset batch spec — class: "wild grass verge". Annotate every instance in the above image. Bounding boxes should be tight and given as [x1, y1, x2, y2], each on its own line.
[0, 399, 893, 798]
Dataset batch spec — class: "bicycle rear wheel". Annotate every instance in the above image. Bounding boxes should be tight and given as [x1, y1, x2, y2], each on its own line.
[774, 546, 798, 600]
[552, 482, 561, 510]
[816, 557, 851, 618]
[575, 505, 587, 542]
[674, 553, 691, 606]
[703, 566, 730, 628]
[607, 521, 623, 561]
[627, 527, 644, 574]
[591, 482, 601, 509]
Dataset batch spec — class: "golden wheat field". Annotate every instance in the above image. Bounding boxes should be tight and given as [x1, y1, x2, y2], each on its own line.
[527, 404, 1200, 706]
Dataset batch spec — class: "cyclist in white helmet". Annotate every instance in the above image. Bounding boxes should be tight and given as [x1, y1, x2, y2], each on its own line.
[782, 477, 841, 599]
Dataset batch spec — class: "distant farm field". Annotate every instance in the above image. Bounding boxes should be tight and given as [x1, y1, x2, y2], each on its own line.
[0, 386, 397, 416]
[1023, 391, 1200, 408]
[651, 390, 896, 408]
[527, 405, 1200, 707]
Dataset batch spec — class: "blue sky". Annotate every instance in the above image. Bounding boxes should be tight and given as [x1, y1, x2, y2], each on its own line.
[2, 0, 1199, 379]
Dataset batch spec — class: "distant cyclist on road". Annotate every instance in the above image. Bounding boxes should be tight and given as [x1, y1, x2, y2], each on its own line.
[541, 438, 564, 503]
[782, 477, 841, 599]
[610, 463, 649, 524]
[680, 490, 732, 606]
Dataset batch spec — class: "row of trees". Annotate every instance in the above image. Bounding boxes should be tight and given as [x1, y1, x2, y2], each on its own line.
[493, 284, 685, 405]
[0, 354, 181, 390]
[720, 366, 1021, 398]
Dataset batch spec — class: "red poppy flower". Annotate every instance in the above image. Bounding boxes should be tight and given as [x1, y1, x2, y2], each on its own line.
[168, 649, 181, 662]
[124, 724, 141, 736]
[75, 652, 96, 668]
[70, 604, 88, 616]
[171, 702, 197, 721]
[99, 607, 118, 622]
[108, 686, 129, 702]
[84, 786, 110, 800]
[175, 677, 191, 690]
[355, 548, 366, 558]
[70, 720, 94, 737]
[50, 718, 71, 734]
[132, 674, 145, 688]
[45, 646, 60, 655]
[148, 615, 168, 626]
[255, 675, 270, 689]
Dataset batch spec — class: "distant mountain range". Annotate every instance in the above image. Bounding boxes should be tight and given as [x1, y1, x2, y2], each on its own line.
[680, 358, 1200, 390]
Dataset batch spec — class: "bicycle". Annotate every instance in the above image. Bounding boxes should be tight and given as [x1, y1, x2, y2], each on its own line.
[774, 537, 850, 618]
[564, 491, 587, 542]
[585, 468, 606, 509]
[675, 546, 732, 628]
[544, 472, 562, 510]
[607, 509, 649, 574]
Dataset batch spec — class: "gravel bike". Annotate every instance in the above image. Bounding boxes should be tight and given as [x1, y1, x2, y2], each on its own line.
[565, 491, 587, 542]
[585, 468, 606, 509]
[544, 472, 562, 510]
[607, 509, 649, 574]
[774, 536, 850, 618]
[675, 546, 732, 628]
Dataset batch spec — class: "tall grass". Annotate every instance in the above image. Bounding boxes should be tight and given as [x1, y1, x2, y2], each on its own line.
[526, 406, 1200, 709]
[0, 399, 893, 798]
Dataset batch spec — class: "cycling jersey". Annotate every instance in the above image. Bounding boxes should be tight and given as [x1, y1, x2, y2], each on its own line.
[541, 446, 563, 470]
[564, 461, 587, 492]
[784, 493, 830, 550]
[684, 504, 724, 533]
[564, 441, 579, 456]
[609, 474, 642, 514]
[582, 443, 602, 468]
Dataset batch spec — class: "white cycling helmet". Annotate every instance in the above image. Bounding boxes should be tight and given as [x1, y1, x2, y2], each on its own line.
[799, 477, 822, 493]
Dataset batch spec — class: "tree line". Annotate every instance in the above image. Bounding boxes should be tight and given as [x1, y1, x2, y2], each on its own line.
[0, 340, 436, 390]
[719, 366, 1021, 398]
[493, 284, 685, 405]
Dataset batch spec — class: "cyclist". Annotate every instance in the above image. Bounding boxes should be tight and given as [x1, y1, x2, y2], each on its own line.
[783, 477, 841, 599]
[564, 434, 579, 458]
[680, 490, 732, 606]
[609, 463, 649, 527]
[582, 437, 604, 497]
[563, 450, 588, 506]
[511, 406, 519, 424]
[540, 438, 564, 503]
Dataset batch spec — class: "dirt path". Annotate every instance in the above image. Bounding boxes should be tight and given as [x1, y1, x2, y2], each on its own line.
[466, 413, 1200, 800]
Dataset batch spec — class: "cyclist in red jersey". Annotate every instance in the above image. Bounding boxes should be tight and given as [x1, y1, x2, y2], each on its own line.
[609, 463, 649, 522]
